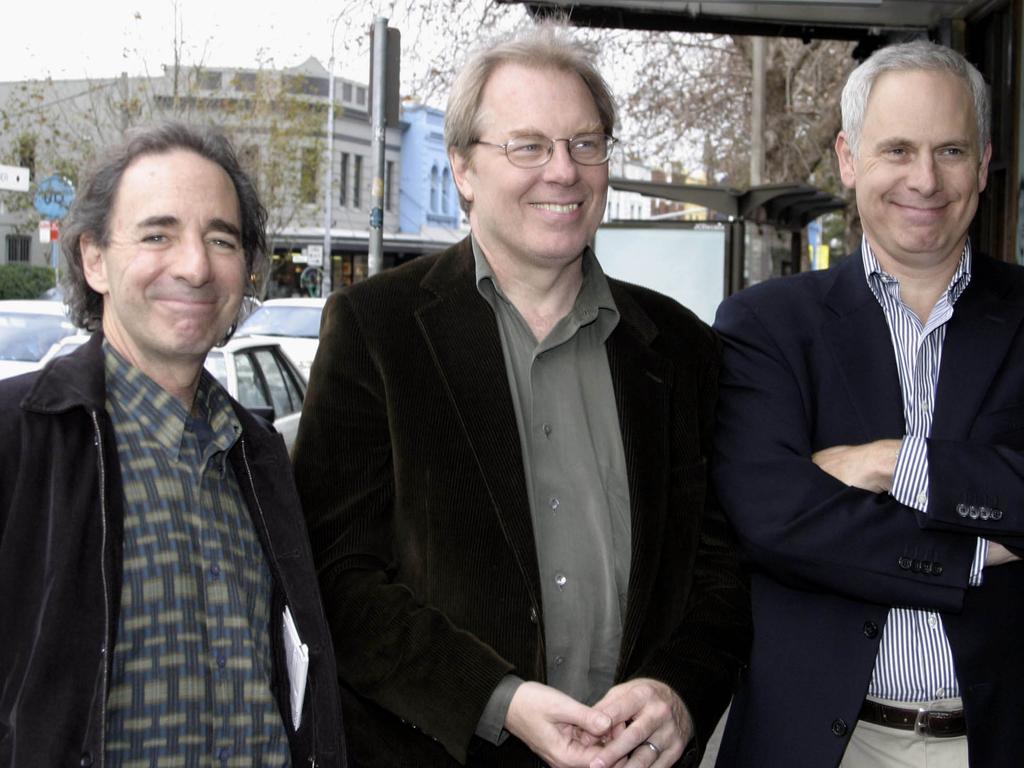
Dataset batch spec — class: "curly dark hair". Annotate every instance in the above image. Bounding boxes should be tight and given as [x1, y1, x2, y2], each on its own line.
[61, 122, 267, 330]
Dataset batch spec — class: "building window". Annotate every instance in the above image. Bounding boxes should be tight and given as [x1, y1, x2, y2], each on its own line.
[442, 167, 451, 214]
[233, 72, 257, 91]
[356, 87, 367, 106]
[342, 82, 353, 102]
[5, 234, 30, 263]
[340, 153, 349, 206]
[300, 147, 319, 204]
[385, 160, 394, 212]
[430, 166, 439, 213]
[353, 155, 363, 209]
[197, 70, 222, 90]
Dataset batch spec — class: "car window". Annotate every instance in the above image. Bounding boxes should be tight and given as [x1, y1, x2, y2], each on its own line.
[203, 351, 230, 389]
[0, 313, 75, 362]
[236, 306, 323, 338]
[233, 352, 271, 408]
[252, 348, 301, 417]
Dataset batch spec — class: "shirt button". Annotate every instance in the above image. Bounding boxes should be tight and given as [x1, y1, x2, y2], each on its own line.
[555, 573, 567, 590]
[80, 753, 94, 767]
[554, 655, 565, 666]
[549, 497, 560, 511]
[543, 423, 552, 437]
[218, 747, 231, 762]
[916, 491, 928, 506]
[217, 653, 228, 668]
[935, 688, 946, 698]
[927, 613, 939, 629]
[210, 563, 221, 579]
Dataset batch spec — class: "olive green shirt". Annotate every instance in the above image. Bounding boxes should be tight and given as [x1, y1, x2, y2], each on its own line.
[471, 237, 632, 743]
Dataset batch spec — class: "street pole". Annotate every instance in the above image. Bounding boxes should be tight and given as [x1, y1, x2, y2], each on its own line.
[322, 13, 343, 297]
[367, 15, 388, 278]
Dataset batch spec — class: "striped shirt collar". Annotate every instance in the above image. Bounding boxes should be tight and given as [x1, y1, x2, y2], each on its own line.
[861, 235, 972, 308]
[103, 341, 241, 461]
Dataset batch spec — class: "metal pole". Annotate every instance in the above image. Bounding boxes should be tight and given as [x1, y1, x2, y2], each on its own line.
[367, 16, 388, 277]
[322, 14, 343, 297]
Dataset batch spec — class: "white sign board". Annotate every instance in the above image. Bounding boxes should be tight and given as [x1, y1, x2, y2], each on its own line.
[595, 225, 727, 326]
[0, 164, 31, 192]
[304, 244, 324, 267]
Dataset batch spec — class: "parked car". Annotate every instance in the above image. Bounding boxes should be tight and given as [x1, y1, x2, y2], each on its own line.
[234, 297, 327, 380]
[204, 337, 308, 454]
[0, 300, 80, 380]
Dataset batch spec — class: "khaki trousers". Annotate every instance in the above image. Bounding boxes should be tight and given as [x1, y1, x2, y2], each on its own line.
[840, 697, 968, 768]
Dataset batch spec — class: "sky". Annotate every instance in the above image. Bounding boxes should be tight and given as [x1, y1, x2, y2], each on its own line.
[0, 1, 404, 84]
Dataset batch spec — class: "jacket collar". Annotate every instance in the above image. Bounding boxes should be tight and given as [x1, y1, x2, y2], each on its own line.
[21, 331, 108, 415]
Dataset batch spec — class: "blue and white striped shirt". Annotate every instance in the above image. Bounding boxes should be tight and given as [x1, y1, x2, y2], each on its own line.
[862, 237, 988, 702]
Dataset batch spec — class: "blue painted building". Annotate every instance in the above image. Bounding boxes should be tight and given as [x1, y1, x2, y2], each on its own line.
[399, 104, 462, 234]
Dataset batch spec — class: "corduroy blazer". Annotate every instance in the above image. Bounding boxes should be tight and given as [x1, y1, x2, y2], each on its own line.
[293, 237, 751, 767]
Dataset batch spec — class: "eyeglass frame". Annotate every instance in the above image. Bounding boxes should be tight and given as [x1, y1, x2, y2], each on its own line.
[471, 132, 620, 168]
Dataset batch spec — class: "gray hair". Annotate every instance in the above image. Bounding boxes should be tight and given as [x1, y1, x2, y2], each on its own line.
[841, 40, 990, 157]
[61, 122, 267, 331]
[444, 23, 617, 211]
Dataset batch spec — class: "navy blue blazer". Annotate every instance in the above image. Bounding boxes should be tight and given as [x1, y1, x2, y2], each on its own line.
[711, 249, 1024, 768]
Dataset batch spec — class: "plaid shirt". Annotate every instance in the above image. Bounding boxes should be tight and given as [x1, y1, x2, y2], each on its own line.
[103, 343, 289, 767]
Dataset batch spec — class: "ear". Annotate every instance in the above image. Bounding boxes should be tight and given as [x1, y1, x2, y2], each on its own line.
[449, 148, 475, 206]
[977, 141, 992, 193]
[80, 233, 110, 296]
[835, 131, 857, 189]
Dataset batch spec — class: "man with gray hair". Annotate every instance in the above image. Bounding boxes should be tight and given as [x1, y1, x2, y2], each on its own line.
[0, 123, 346, 767]
[295, 23, 749, 768]
[713, 39, 1024, 767]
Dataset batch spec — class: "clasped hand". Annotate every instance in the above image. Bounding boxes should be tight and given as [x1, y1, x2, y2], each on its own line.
[505, 678, 691, 768]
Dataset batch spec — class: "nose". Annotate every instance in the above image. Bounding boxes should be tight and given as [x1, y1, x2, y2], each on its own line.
[173, 232, 214, 286]
[542, 139, 580, 185]
[906, 152, 940, 196]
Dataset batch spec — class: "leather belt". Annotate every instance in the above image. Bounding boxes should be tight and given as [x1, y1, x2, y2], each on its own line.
[858, 699, 966, 738]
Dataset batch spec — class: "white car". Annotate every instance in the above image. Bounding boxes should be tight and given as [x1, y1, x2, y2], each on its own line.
[204, 337, 308, 454]
[234, 297, 327, 380]
[0, 300, 81, 380]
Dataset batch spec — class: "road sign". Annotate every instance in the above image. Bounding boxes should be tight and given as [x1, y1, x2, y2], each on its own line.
[34, 175, 75, 219]
[304, 244, 324, 267]
[0, 164, 30, 192]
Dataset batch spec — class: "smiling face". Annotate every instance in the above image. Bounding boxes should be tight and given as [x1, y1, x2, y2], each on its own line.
[82, 149, 246, 395]
[836, 68, 991, 275]
[450, 62, 609, 277]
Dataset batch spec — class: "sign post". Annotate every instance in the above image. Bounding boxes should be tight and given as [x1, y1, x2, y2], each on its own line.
[33, 175, 75, 286]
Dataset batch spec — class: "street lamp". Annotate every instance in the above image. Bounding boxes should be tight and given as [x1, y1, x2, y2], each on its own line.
[321, 12, 344, 297]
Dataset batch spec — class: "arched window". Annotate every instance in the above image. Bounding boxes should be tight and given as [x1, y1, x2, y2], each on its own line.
[442, 168, 451, 214]
[430, 165, 440, 213]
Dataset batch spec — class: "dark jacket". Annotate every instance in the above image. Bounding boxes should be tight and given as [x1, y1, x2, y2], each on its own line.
[293, 238, 751, 767]
[713, 251, 1024, 767]
[0, 333, 346, 767]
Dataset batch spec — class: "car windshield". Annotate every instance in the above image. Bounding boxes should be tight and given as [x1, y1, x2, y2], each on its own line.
[236, 306, 323, 338]
[0, 313, 76, 362]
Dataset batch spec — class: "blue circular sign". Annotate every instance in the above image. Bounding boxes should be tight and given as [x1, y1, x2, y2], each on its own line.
[34, 174, 76, 219]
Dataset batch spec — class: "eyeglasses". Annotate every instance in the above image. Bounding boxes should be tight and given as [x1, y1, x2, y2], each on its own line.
[473, 133, 619, 168]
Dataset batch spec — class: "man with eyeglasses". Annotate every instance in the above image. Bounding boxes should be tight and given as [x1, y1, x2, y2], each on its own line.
[294, 24, 750, 768]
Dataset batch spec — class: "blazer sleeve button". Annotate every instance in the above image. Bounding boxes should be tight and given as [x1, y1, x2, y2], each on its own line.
[863, 621, 879, 639]
[898, 556, 912, 570]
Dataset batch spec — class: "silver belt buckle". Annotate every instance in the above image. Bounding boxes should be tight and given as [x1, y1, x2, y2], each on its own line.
[914, 705, 930, 736]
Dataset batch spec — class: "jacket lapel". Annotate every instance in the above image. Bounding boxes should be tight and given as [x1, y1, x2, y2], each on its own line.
[606, 284, 673, 672]
[414, 241, 543, 608]
[932, 257, 1024, 439]
[820, 252, 906, 439]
